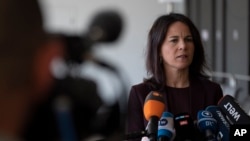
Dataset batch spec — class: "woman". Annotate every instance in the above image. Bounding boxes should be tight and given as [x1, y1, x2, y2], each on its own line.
[126, 13, 223, 140]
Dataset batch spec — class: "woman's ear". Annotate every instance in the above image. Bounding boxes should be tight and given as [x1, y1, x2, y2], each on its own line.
[32, 38, 65, 102]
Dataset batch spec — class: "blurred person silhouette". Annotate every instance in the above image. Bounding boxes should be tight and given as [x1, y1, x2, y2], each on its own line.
[52, 9, 126, 141]
[0, 0, 64, 140]
[0, 0, 125, 140]
[9, 3, 124, 141]
[126, 13, 223, 141]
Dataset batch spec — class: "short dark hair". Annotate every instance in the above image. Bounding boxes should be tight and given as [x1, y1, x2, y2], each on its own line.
[144, 13, 208, 90]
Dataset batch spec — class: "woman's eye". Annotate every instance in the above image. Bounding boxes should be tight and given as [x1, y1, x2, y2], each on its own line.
[186, 38, 193, 42]
[170, 39, 178, 43]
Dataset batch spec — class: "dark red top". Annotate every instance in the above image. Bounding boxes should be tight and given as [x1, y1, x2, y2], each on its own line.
[126, 78, 223, 140]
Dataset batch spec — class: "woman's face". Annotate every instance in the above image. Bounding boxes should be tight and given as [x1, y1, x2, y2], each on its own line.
[160, 21, 194, 72]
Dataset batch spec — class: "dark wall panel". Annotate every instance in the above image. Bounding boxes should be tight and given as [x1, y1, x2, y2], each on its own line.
[199, 0, 214, 70]
[186, 0, 250, 99]
[187, 0, 200, 28]
[214, 0, 225, 73]
[226, 0, 249, 99]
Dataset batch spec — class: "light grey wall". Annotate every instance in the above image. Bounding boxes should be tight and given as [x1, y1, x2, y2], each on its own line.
[39, 0, 185, 103]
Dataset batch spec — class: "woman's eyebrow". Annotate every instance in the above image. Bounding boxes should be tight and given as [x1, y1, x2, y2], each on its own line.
[168, 35, 179, 38]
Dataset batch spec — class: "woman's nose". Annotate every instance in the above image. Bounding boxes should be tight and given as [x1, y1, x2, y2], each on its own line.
[178, 40, 186, 50]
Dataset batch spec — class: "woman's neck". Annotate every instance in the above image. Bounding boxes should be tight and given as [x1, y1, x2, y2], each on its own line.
[165, 68, 190, 88]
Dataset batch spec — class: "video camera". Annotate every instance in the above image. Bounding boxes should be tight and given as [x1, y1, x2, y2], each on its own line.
[24, 9, 127, 141]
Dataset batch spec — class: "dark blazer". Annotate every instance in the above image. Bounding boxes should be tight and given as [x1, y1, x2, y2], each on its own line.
[126, 78, 223, 140]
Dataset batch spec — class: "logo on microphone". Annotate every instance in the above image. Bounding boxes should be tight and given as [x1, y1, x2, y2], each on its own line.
[224, 102, 241, 122]
[201, 111, 213, 118]
[159, 118, 168, 126]
[152, 91, 161, 97]
[198, 110, 217, 130]
[216, 110, 230, 129]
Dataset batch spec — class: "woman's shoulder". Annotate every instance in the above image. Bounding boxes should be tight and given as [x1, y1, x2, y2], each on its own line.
[131, 82, 149, 89]
[195, 77, 223, 95]
[193, 77, 223, 104]
[130, 82, 151, 92]
[195, 77, 221, 88]
[129, 82, 153, 97]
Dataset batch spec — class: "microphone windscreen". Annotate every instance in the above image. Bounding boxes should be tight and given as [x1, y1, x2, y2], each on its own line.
[174, 113, 195, 140]
[206, 105, 230, 141]
[143, 91, 165, 121]
[218, 95, 250, 124]
[197, 110, 217, 133]
[158, 112, 174, 140]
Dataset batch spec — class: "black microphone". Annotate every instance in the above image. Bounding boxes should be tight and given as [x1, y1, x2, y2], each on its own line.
[174, 113, 195, 141]
[143, 91, 165, 141]
[197, 110, 217, 141]
[217, 95, 250, 125]
[206, 105, 230, 141]
[157, 112, 175, 141]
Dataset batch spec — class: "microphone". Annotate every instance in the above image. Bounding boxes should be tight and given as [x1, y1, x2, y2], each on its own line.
[174, 113, 195, 141]
[143, 91, 165, 141]
[158, 112, 175, 141]
[197, 110, 217, 141]
[206, 106, 230, 141]
[217, 95, 250, 125]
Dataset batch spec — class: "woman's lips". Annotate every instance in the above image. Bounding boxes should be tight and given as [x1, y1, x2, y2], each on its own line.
[177, 55, 188, 58]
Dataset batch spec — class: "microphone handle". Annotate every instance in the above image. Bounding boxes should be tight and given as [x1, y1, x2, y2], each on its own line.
[147, 116, 159, 141]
